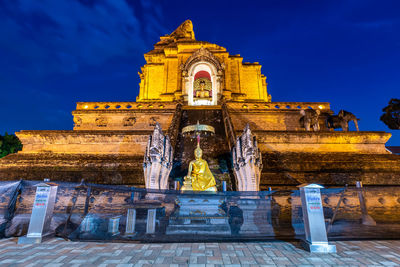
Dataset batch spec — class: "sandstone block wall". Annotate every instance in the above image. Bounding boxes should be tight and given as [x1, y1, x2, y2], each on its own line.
[254, 131, 391, 154]
[228, 101, 331, 131]
[73, 102, 176, 131]
[0, 154, 145, 185]
[259, 152, 400, 186]
[16, 130, 150, 155]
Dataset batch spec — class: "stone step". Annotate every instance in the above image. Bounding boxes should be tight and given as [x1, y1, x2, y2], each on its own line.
[166, 224, 231, 235]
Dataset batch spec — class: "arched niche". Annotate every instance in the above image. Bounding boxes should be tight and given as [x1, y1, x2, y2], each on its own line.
[181, 47, 224, 106]
[186, 62, 219, 106]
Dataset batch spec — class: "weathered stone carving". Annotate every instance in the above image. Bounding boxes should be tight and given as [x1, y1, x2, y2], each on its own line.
[169, 19, 195, 40]
[95, 117, 107, 127]
[123, 117, 136, 127]
[143, 123, 173, 190]
[300, 109, 321, 131]
[73, 116, 82, 128]
[149, 117, 158, 127]
[327, 110, 360, 131]
[232, 124, 262, 191]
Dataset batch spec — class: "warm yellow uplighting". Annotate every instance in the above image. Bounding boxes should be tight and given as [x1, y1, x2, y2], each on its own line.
[135, 20, 271, 103]
[318, 105, 324, 109]
[84, 105, 88, 109]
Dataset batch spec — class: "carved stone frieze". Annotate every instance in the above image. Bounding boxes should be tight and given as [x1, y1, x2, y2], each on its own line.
[149, 117, 159, 127]
[232, 124, 262, 191]
[123, 117, 136, 127]
[95, 117, 107, 127]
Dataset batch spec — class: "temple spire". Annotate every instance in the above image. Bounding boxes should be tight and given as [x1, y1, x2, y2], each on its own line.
[169, 20, 195, 40]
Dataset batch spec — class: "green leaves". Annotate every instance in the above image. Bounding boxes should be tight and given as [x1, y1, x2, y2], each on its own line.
[0, 133, 22, 158]
[381, 99, 400, 130]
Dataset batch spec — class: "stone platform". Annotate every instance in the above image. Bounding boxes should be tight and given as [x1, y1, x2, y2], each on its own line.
[166, 194, 231, 235]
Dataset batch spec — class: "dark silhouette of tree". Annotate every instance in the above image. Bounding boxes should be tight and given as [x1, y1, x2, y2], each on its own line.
[381, 99, 400, 130]
[0, 133, 22, 158]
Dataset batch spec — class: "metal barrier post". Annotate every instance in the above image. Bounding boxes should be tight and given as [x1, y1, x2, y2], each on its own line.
[18, 180, 58, 244]
[298, 183, 336, 253]
[222, 181, 227, 192]
[356, 181, 376, 226]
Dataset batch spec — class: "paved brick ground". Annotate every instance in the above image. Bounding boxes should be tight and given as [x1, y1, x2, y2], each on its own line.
[0, 238, 400, 266]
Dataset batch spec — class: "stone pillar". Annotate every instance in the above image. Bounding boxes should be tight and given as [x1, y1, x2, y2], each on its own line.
[237, 198, 274, 235]
[232, 124, 262, 191]
[146, 209, 156, 234]
[108, 216, 121, 236]
[143, 123, 173, 190]
[80, 215, 95, 233]
[125, 209, 136, 235]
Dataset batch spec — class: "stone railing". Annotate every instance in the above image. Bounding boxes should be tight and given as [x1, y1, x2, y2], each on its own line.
[221, 99, 236, 149]
[76, 102, 177, 111]
[227, 102, 331, 111]
[76, 101, 330, 111]
[167, 102, 183, 149]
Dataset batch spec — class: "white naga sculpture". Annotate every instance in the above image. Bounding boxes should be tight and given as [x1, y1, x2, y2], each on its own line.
[232, 124, 263, 191]
[143, 123, 173, 190]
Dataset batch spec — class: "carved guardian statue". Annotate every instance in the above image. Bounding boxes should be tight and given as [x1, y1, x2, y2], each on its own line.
[143, 123, 173, 190]
[232, 124, 262, 191]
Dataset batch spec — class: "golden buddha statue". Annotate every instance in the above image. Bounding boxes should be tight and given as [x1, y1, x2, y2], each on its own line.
[181, 143, 217, 192]
[195, 80, 211, 99]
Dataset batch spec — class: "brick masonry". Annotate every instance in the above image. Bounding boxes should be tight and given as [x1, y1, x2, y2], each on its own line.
[0, 237, 400, 266]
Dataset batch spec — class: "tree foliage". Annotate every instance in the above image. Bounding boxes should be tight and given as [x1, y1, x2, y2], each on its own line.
[0, 133, 22, 158]
[381, 98, 400, 130]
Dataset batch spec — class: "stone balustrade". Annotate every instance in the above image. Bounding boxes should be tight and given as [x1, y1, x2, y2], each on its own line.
[75, 101, 330, 111]
[76, 102, 177, 111]
[227, 101, 331, 111]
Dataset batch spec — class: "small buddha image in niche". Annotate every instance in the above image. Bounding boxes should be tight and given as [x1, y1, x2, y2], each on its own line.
[194, 78, 212, 100]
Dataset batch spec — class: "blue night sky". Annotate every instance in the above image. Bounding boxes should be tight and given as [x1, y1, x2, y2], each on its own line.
[0, 0, 399, 145]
